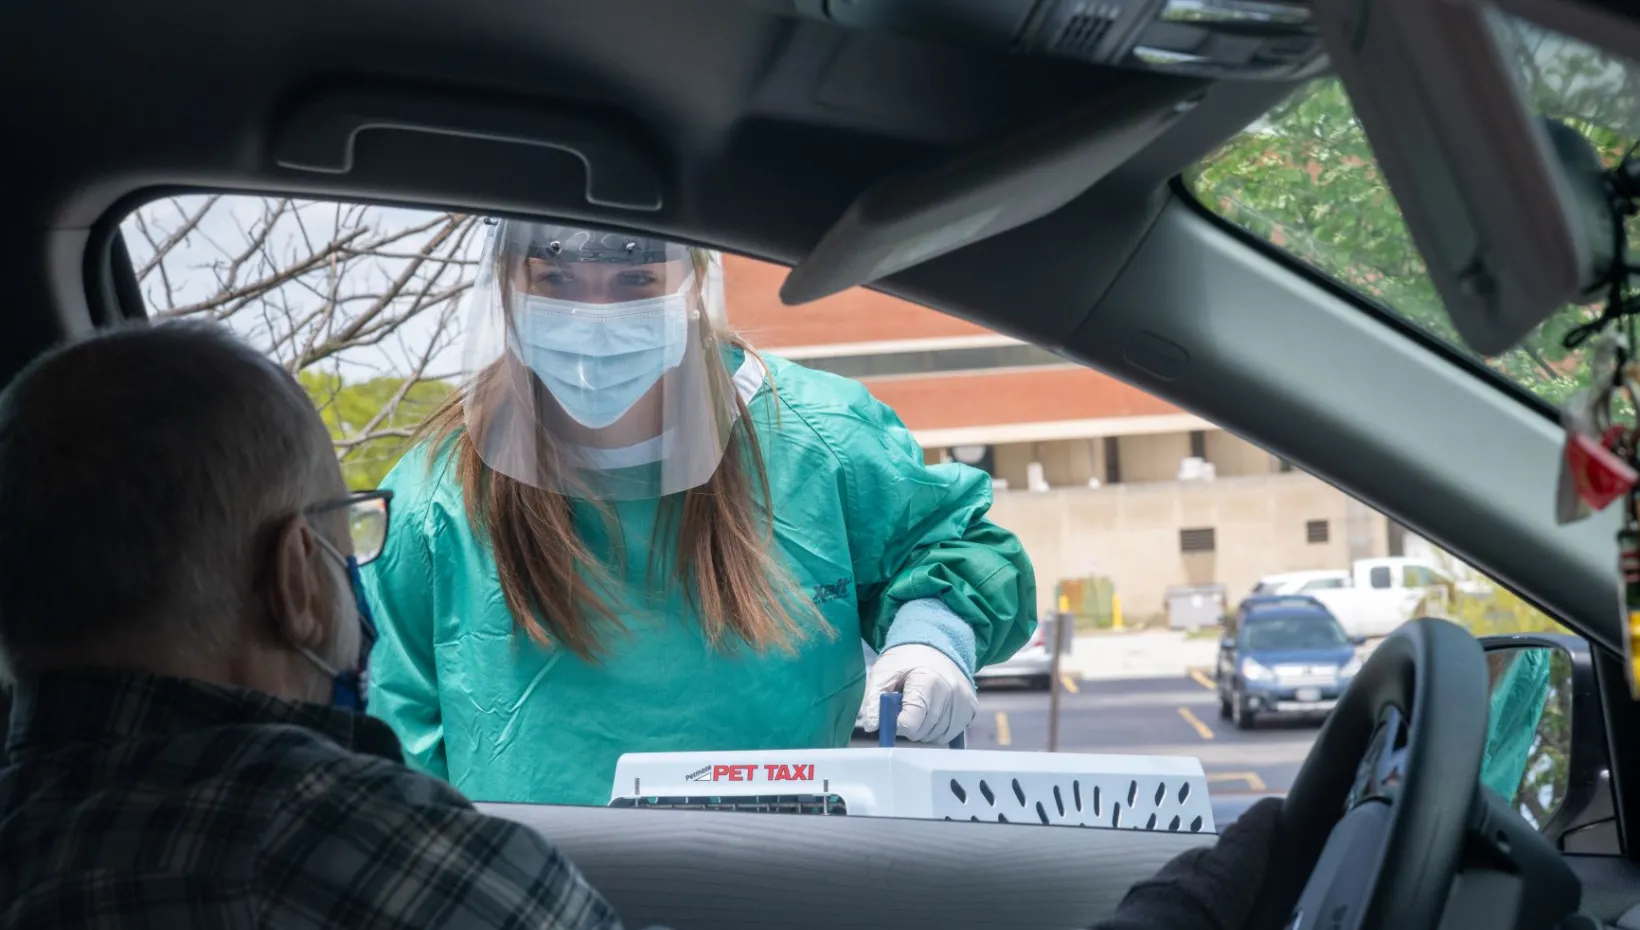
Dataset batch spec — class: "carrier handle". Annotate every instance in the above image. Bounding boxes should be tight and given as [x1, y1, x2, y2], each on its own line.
[877, 692, 966, 749]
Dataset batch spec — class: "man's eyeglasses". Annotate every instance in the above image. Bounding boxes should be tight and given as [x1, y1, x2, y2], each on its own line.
[305, 490, 394, 566]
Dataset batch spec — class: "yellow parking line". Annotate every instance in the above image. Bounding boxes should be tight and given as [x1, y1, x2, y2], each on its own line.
[1059, 672, 1080, 693]
[1188, 668, 1215, 691]
[1206, 771, 1268, 791]
[1177, 706, 1215, 740]
[995, 711, 1012, 746]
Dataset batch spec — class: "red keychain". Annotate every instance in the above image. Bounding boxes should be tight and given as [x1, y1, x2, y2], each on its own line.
[1557, 335, 1638, 524]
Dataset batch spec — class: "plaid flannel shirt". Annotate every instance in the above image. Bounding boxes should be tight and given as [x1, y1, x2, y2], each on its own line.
[0, 669, 624, 929]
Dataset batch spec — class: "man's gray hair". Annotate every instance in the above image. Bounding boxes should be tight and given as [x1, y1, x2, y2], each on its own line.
[0, 322, 335, 678]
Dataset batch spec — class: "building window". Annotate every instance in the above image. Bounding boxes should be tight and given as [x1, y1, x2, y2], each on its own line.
[799, 343, 1064, 379]
[950, 444, 994, 476]
[1306, 520, 1329, 544]
[1179, 527, 1216, 553]
[1103, 436, 1122, 485]
[1188, 430, 1206, 459]
[1387, 520, 1407, 557]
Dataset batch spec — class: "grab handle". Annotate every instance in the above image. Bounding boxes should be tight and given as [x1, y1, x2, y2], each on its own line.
[273, 88, 665, 211]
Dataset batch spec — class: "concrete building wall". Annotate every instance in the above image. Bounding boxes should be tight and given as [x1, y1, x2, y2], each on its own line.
[973, 431, 1283, 491]
[1205, 430, 1281, 476]
[986, 472, 1392, 622]
[719, 254, 1397, 623]
[1116, 432, 1194, 484]
[1039, 438, 1099, 487]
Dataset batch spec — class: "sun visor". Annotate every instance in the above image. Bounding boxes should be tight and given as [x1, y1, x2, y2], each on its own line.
[1312, 0, 1602, 357]
[779, 76, 1210, 305]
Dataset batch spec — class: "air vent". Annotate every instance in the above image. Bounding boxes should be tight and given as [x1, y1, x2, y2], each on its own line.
[609, 794, 847, 815]
[1053, 4, 1122, 58]
[1180, 527, 1216, 553]
[942, 775, 1208, 832]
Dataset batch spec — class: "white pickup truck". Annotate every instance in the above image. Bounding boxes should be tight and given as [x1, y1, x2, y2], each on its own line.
[1250, 557, 1490, 639]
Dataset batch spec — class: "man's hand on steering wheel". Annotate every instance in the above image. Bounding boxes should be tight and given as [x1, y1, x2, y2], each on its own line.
[1093, 797, 1285, 930]
[1095, 618, 1507, 930]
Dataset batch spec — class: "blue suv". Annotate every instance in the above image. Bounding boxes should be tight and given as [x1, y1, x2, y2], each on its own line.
[1215, 598, 1363, 730]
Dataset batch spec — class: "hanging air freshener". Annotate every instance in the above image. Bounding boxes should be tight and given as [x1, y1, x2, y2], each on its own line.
[1557, 335, 1638, 523]
[1550, 135, 1640, 696]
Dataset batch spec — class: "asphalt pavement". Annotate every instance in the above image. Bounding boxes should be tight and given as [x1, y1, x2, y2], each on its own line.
[964, 670, 1317, 798]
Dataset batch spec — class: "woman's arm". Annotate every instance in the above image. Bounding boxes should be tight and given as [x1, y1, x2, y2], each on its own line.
[362, 456, 450, 781]
[813, 378, 1038, 672]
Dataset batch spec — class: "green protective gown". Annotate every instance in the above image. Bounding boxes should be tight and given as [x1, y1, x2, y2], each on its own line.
[1480, 647, 1554, 803]
[363, 351, 1037, 806]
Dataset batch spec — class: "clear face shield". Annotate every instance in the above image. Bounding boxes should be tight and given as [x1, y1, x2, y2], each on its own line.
[460, 220, 737, 500]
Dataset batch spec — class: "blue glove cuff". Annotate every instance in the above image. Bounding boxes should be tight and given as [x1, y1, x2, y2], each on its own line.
[884, 598, 977, 680]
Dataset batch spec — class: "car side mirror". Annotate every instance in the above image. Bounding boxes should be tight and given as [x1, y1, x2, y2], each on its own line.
[1350, 635, 1367, 646]
[1477, 633, 1611, 850]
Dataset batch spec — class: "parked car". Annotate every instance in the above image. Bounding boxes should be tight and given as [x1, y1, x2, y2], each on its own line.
[859, 618, 1058, 701]
[1225, 594, 1328, 633]
[1250, 557, 1491, 639]
[1233, 592, 1329, 615]
[974, 621, 1054, 690]
[1216, 601, 1364, 730]
[1247, 570, 1350, 597]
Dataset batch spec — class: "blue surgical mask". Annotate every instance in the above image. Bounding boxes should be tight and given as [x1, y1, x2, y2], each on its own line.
[511, 280, 692, 429]
[300, 535, 379, 713]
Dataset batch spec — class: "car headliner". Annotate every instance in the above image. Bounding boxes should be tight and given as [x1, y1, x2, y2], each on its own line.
[0, 0, 1635, 659]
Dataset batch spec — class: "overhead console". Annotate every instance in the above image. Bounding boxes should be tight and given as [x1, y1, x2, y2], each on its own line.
[788, 0, 1328, 81]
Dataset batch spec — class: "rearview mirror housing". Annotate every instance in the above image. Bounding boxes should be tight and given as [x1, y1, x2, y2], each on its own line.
[1312, 0, 1599, 355]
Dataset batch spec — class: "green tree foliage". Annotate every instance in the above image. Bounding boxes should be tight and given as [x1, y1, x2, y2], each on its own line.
[122, 198, 479, 490]
[1184, 23, 1640, 409]
[300, 372, 455, 489]
[1445, 574, 1572, 638]
[1181, 37, 1640, 825]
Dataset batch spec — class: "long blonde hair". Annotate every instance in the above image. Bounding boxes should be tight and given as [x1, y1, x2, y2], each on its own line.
[420, 248, 825, 660]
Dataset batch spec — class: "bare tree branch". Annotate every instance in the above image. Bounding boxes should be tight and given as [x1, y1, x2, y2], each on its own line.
[120, 196, 482, 483]
[134, 194, 222, 282]
[155, 228, 370, 321]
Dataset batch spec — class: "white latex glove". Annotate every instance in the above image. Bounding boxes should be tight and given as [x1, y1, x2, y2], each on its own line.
[858, 644, 978, 745]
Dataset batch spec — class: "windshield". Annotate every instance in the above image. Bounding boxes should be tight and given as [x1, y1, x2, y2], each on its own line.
[1185, 19, 1640, 406]
[1244, 613, 1349, 651]
[108, 185, 1579, 834]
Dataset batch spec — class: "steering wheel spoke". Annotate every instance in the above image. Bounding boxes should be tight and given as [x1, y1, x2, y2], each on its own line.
[1345, 705, 1408, 810]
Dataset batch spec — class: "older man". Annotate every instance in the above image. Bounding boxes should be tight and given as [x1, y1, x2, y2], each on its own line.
[0, 322, 622, 928]
[0, 320, 1283, 930]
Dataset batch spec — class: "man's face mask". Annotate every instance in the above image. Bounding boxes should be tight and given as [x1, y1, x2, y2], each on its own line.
[297, 491, 392, 712]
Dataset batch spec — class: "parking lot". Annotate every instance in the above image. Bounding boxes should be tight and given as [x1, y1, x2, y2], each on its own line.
[854, 630, 1350, 800]
[964, 672, 1317, 797]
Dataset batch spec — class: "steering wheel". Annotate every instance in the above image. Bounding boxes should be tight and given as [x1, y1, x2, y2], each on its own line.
[1245, 617, 1490, 930]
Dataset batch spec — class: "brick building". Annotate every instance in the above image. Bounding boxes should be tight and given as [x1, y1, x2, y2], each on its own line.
[724, 255, 1390, 623]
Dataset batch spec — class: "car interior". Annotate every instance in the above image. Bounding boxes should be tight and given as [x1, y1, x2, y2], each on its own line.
[8, 0, 1640, 927]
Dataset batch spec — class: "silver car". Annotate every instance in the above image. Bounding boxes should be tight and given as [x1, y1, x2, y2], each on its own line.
[974, 624, 1054, 690]
[860, 620, 1058, 693]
